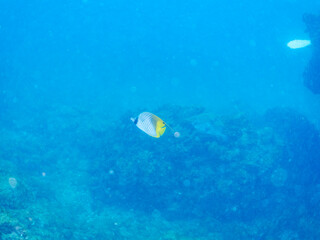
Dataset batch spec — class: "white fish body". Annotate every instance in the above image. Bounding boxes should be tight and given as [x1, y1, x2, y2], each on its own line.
[287, 39, 311, 49]
[132, 112, 166, 138]
[136, 112, 158, 137]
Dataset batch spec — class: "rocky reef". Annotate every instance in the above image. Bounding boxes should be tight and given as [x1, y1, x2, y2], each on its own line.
[1, 105, 320, 239]
[303, 13, 320, 94]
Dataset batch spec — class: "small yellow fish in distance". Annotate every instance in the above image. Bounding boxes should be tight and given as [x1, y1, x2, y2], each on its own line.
[287, 39, 311, 49]
[131, 112, 180, 138]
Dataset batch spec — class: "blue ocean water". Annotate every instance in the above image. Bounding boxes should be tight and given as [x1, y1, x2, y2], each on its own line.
[1, 0, 320, 239]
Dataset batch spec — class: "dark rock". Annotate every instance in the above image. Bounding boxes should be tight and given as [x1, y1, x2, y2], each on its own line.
[303, 13, 320, 94]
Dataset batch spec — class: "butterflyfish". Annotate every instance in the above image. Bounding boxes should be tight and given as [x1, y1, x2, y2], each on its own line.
[287, 39, 311, 49]
[131, 112, 180, 138]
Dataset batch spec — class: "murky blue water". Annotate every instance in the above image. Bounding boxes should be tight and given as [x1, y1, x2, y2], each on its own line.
[1, 1, 320, 239]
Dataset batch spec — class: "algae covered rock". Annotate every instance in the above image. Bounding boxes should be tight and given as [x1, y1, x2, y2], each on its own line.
[1, 104, 320, 239]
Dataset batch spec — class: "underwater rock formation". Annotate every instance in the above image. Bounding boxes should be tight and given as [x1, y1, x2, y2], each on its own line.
[90, 106, 320, 235]
[303, 13, 320, 94]
[265, 107, 320, 182]
[1, 105, 320, 239]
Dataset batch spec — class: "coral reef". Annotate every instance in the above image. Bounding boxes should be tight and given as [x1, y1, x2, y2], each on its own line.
[1, 105, 320, 239]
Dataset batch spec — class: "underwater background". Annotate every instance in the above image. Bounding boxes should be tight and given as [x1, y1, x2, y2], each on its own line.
[1, 0, 320, 239]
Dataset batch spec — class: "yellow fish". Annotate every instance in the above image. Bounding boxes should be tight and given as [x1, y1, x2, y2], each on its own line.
[131, 112, 180, 138]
